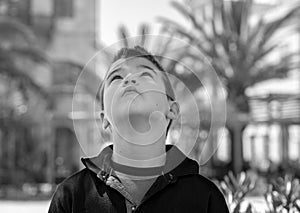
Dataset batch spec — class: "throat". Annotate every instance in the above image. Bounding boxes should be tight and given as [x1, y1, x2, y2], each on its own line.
[112, 151, 166, 168]
[112, 111, 167, 167]
[128, 113, 151, 133]
[111, 155, 165, 179]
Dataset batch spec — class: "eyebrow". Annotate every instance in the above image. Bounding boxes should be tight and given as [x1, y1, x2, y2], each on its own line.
[106, 68, 122, 81]
[138, 65, 157, 75]
[106, 64, 158, 81]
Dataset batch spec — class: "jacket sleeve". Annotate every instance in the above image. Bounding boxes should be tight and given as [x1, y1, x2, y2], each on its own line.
[207, 186, 230, 213]
[48, 183, 73, 213]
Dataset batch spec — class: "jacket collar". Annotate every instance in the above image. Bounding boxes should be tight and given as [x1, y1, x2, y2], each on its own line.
[81, 144, 199, 181]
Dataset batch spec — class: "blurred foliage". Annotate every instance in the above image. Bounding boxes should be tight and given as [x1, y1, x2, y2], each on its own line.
[158, 0, 300, 175]
[217, 172, 300, 213]
[159, 0, 300, 113]
[1, 5, 100, 188]
[265, 175, 300, 213]
[0, 17, 53, 186]
[0, 17, 52, 121]
[217, 171, 256, 212]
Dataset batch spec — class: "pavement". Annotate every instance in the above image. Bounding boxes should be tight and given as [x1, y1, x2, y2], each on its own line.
[0, 200, 50, 213]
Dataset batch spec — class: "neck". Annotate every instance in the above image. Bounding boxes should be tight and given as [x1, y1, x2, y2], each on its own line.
[111, 111, 168, 168]
[112, 132, 166, 167]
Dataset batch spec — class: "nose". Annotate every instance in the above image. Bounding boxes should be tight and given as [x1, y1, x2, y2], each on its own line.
[124, 79, 136, 85]
[123, 73, 138, 86]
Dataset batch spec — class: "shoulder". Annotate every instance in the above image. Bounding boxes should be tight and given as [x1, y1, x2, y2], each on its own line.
[181, 174, 229, 212]
[194, 174, 229, 211]
[49, 168, 98, 212]
[59, 168, 90, 185]
[52, 168, 94, 197]
[168, 174, 228, 212]
[181, 173, 219, 189]
[178, 173, 225, 199]
[195, 174, 221, 192]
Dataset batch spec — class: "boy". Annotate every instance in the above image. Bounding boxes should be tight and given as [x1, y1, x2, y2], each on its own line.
[48, 46, 229, 213]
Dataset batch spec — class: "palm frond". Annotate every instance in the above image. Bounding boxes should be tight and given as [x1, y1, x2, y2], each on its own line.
[0, 66, 48, 100]
[250, 43, 280, 67]
[171, 1, 215, 45]
[261, 4, 300, 47]
[0, 46, 50, 101]
[158, 16, 214, 57]
[249, 53, 297, 85]
[117, 25, 129, 47]
[138, 23, 149, 46]
[9, 46, 50, 64]
[160, 0, 300, 112]
[0, 17, 37, 47]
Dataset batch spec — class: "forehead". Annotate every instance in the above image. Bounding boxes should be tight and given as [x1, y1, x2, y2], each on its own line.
[106, 57, 159, 77]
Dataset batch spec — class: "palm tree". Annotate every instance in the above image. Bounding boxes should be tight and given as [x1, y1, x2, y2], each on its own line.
[0, 17, 51, 100]
[158, 0, 300, 173]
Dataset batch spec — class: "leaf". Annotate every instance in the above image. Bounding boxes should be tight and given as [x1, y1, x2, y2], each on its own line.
[0, 17, 37, 47]
[233, 202, 241, 213]
[0, 64, 48, 100]
[245, 204, 254, 213]
[160, 0, 299, 113]
[9, 46, 50, 63]
[117, 25, 129, 47]
[171, 1, 215, 45]
[138, 23, 149, 46]
[228, 171, 240, 190]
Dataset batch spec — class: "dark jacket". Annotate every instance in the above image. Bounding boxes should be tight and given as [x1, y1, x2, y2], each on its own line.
[48, 145, 229, 213]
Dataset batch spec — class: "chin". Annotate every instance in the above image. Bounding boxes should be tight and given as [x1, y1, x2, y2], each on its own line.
[120, 98, 154, 113]
[112, 96, 166, 121]
[111, 105, 149, 122]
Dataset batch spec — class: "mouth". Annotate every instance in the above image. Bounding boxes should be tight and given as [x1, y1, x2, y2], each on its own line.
[122, 86, 140, 96]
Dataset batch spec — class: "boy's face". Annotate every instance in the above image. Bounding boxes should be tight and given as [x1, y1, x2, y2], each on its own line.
[102, 57, 170, 132]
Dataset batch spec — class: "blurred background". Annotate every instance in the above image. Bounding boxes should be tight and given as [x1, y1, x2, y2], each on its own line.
[0, 0, 299, 212]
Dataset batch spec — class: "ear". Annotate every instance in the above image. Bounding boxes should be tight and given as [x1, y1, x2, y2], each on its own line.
[166, 101, 180, 120]
[100, 111, 110, 130]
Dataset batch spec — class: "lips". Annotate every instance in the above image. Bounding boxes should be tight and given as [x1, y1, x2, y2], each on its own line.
[122, 86, 140, 96]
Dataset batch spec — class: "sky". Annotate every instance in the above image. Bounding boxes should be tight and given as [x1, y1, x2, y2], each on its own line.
[98, 0, 186, 45]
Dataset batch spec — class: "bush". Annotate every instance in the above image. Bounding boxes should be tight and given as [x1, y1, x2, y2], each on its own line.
[265, 175, 300, 213]
[217, 172, 300, 213]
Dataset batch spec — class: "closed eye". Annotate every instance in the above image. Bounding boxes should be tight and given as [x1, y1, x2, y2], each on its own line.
[141, 72, 153, 78]
[110, 75, 123, 83]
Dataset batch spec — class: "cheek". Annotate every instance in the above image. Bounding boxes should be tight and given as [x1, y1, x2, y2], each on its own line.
[143, 79, 165, 93]
[103, 87, 116, 110]
[146, 92, 169, 111]
[103, 85, 124, 117]
[154, 77, 168, 93]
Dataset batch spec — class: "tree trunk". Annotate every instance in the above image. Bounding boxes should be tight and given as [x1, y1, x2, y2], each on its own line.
[281, 124, 289, 169]
[228, 123, 245, 175]
[227, 100, 249, 175]
[45, 123, 55, 184]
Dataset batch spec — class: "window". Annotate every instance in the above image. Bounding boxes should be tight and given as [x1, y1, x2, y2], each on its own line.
[214, 127, 231, 164]
[0, 0, 31, 24]
[54, 0, 73, 18]
[31, 0, 53, 16]
[288, 125, 300, 161]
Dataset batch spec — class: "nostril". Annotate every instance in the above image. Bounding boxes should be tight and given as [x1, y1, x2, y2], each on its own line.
[131, 79, 136, 84]
[124, 80, 129, 85]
